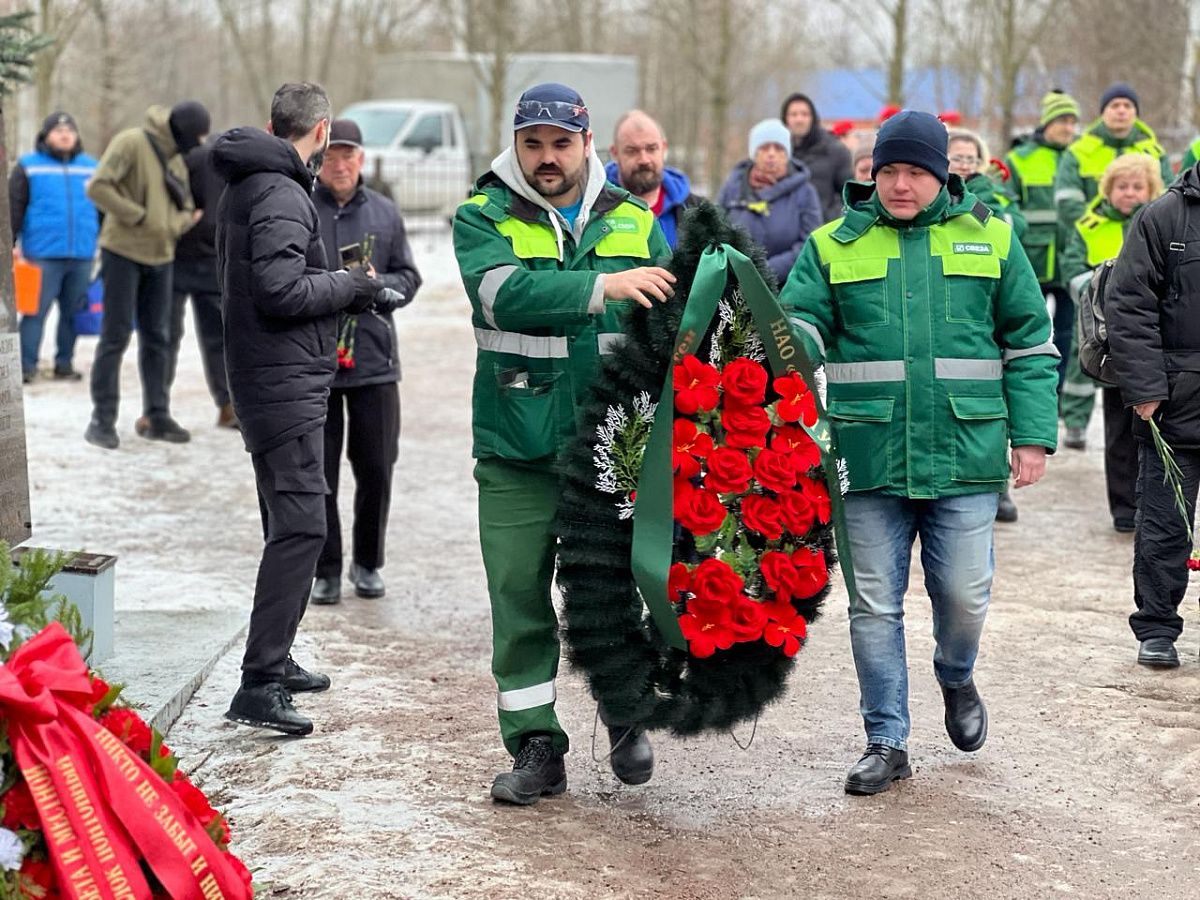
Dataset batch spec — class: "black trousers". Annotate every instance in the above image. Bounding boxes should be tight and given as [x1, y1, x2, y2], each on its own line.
[242, 428, 328, 684]
[168, 259, 229, 408]
[90, 249, 173, 427]
[1103, 387, 1139, 523]
[317, 382, 401, 578]
[1131, 442, 1200, 642]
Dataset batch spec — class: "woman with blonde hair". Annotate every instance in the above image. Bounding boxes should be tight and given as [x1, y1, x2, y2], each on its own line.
[1060, 152, 1165, 533]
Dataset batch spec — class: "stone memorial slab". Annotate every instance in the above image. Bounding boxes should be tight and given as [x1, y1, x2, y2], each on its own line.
[0, 333, 31, 545]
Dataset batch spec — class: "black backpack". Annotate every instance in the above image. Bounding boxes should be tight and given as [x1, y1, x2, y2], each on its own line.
[1075, 190, 1190, 386]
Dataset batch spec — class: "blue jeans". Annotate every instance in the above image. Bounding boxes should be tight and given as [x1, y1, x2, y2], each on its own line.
[18, 258, 91, 373]
[843, 491, 999, 750]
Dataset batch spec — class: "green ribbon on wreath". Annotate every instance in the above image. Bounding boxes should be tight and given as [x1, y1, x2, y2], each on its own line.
[631, 243, 857, 650]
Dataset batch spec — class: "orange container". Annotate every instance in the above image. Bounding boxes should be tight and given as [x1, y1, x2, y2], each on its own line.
[14, 252, 42, 316]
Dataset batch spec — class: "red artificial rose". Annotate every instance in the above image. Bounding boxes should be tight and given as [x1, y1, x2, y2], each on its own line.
[762, 603, 808, 656]
[99, 707, 154, 757]
[721, 404, 772, 449]
[679, 610, 735, 658]
[675, 487, 728, 536]
[674, 354, 721, 414]
[720, 357, 769, 406]
[792, 546, 830, 597]
[753, 448, 798, 493]
[773, 425, 822, 473]
[669, 562, 693, 601]
[704, 447, 753, 494]
[18, 858, 57, 899]
[673, 419, 713, 478]
[741, 494, 783, 540]
[761, 550, 802, 602]
[689, 558, 744, 614]
[728, 596, 769, 642]
[798, 475, 832, 524]
[1, 780, 40, 831]
[172, 772, 229, 847]
[778, 489, 816, 537]
[773, 372, 819, 426]
[88, 676, 113, 710]
[672, 475, 695, 518]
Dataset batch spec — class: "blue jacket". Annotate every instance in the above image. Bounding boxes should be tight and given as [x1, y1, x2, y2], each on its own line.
[717, 159, 822, 286]
[12, 146, 99, 259]
[603, 161, 698, 249]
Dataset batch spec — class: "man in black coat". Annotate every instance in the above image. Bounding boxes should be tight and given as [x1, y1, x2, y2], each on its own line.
[1107, 161, 1200, 670]
[310, 119, 422, 603]
[215, 82, 381, 735]
[780, 92, 853, 222]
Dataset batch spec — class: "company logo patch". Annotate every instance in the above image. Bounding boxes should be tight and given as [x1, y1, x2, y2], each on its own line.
[953, 242, 992, 255]
[606, 217, 640, 233]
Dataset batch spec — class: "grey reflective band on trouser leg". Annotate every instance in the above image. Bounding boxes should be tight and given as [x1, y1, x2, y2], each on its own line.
[1003, 341, 1061, 363]
[478, 265, 519, 329]
[791, 317, 827, 358]
[597, 332, 626, 355]
[934, 358, 1003, 380]
[1022, 209, 1059, 224]
[497, 680, 556, 711]
[824, 360, 906, 383]
[474, 327, 570, 358]
[1062, 380, 1097, 396]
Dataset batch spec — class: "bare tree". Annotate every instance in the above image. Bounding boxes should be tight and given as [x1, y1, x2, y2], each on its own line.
[33, 0, 89, 117]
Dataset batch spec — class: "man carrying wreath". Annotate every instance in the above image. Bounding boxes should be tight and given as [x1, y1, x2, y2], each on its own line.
[453, 83, 675, 805]
[780, 110, 1060, 795]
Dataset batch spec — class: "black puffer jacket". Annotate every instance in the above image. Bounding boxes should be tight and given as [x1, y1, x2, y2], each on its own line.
[214, 127, 355, 454]
[174, 139, 225, 295]
[1107, 163, 1200, 447]
[312, 180, 422, 386]
[780, 92, 853, 222]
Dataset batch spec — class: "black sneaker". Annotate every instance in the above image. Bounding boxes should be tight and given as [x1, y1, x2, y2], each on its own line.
[282, 655, 331, 693]
[607, 725, 654, 785]
[225, 682, 313, 735]
[844, 744, 912, 795]
[52, 364, 83, 382]
[490, 735, 567, 805]
[84, 420, 119, 450]
[138, 416, 191, 443]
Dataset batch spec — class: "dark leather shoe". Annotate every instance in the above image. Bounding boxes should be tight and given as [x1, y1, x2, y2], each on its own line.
[350, 562, 385, 598]
[1113, 518, 1136, 534]
[942, 679, 988, 751]
[53, 364, 83, 381]
[490, 735, 567, 805]
[310, 576, 341, 605]
[1063, 426, 1087, 450]
[84, 420, 119, 450]
[225, 682, 313, 736]
[995, 491, 1018, 523]
[607, 725, 654, 785]
[1138, 638, 1180, 668]
[138, 416, 191, 443]
[844, 744, 911, 795]
[282, 655, 330, 692]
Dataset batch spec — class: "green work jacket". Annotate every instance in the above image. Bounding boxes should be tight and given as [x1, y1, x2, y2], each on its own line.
[1059, 195, 1137, 296]
[1006, 137, 1067, 285]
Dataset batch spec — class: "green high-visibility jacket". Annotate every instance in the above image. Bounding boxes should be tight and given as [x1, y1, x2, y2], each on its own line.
[1181, 137, 1200, 171]
[964, 172, 1027, 241]
[1006, 137, 1067, 285]
[454, 171, 670, 462]
[1053, 120, 1171, 252]
[1059, 195, 1137, 291]
[780, 177, 1060, 499]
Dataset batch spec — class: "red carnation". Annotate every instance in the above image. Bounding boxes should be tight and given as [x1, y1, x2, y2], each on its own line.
[792, 546, 830, 597]
[705, 447, 753, 494]
[18, 858, 56, 898]
[669, 562, 693, 601]
[676, 486, 728, 536]
[679, 609, 735, 658]
[88, 676, 113, 710]
[720, 357, 769, 406]
[689, 558, 744, 613]
[721, 404, 772, 449]
[741, 493, 783, 540]
[728, 596, 769, 643]
[798, 474, 832, 523]
[778, 489, 816, 536]
[99, 707, 154, 757]
[753, 448, 798, 493]
[674, 354, 721, 414]
[763, 603, 808, 656]
[773, 372, 818, 426]
[673, 419, 713, 478]
[773, 425, 822, 473]
[1, 780, 40, 831]
[761, 550, 802, 602]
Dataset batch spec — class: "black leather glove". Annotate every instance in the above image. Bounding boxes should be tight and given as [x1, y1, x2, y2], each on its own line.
[345, 267, 382, 314]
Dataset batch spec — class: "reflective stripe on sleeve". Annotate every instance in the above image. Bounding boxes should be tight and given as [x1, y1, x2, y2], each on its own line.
[478, 265, 518, 329]
[935, 358, 1003, 380]
[1022, 209, 1059, 224]
[1003, 341, 1060, 363]
[791, 317, 826, 358]
[825, 360, 906, 383]
[497, 680, 556, 712]
[1054, 188, 1086, 204]
[474, 327, 569, 358]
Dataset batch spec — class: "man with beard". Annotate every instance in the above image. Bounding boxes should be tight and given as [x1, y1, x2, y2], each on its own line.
[604, 109, 700, 249]
[454, 82, 674, 805]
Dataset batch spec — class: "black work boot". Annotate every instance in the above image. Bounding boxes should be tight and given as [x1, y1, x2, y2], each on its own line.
[349, 562, 385, 598]
[282, 655, 331, 693]
[84, 420, 119, 450]
[942, 679, 988, 751]
[490, 735, 567, 805]
[225, 682, 313, 736]
[995, 490, 1018, 523]
[844, 744, 911, 795]
[607, 725, 654, 785]
[1137, 637, 1180, 668]
[310, 576, 341, 605]
[138, 415, 191, 443]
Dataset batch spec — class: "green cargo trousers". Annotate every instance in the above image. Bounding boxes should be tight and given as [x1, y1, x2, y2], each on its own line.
[474, 458, 569, 756]
[1060, 330, 1097, 429]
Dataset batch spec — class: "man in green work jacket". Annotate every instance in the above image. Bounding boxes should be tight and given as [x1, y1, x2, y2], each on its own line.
[781, 110, 1060, 796]
[454, 83, 674, 806]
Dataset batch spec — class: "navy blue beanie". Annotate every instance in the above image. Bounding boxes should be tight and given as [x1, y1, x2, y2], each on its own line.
[871, 110, 949, 183]
[1099, 83, 1139, 115]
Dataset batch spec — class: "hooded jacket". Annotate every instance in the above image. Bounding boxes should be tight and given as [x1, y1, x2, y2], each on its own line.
[717, 158, 822, 286]
[603, 161, 701, 249]
[86, 105, 196, 266]
[781, 93, 854, 222]
[213, 127, 356, 455]
[1107, 164, 1200, 447]
[10, 129, 98, 260]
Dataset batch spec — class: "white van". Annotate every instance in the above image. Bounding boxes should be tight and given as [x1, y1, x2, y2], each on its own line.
[339, 100, 472, 219]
